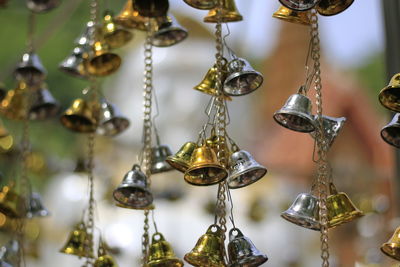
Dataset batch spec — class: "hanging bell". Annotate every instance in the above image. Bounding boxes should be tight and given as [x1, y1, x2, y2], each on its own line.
[381, 113, 400, 148]
[381, 227, 400, 261]
[281, 193, 320, 230]
[0, 83, 28, 121]
[152, 15, 188, 47]
[59, 223, 88, 258]
[86, 37, 122, 77]
[113, 164, 153, 209]
[75, 21, 97, 46]
[279, 0, 320, 11]
[14, 52, 47, 85]
[223, 57, 263, 96]
[97, 99, 130, 137]
[227, 150, 267, 189]
[29, 85, 60, 120]
[150, 144, 174, 174]
[273, 92, 316, 133]
[94, 241, 118, 267]
[316, 0, 354, 16]
[166, 142, 198, 173]
[26, 0, 60, 13]
[59, 46, 89, 79]
[379, 73, 400, 112]
[272, 5, 311, 26]
[183, 0, 216, 10]
[310, 115, 346, 148]
[102, 10, 134, 49]
[134, 0, 169, 18]
[60, 98, 98, 133]
[194, 64, 232, 101]
[114, 0, 147, 31]
[0, 184, 26, 218]
[184, 224, 227, 267]
[227, 228, 268, 267]
[26, 192, 50, 218]
[184, 145, 228, 186]
[203, 0, 243, 23]
[147, 232, 184, 267]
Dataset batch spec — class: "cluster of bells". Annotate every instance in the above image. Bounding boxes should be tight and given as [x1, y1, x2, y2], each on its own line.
[183, 0, 243, 23]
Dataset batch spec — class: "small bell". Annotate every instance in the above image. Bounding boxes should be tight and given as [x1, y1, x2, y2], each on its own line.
[227, 150, 267, 189]
[26, 0, 60, 13]
[113, 164, 153, 209]
[279, 0, 320, 11]
[166, 142, 198, 173]
[184, 145, 228, 186]
[272, 5, 311, 26]
[310, 115, 346, 148]
[94, 241, 118, 267]
[381, 113, 400, 148]
[0, 184, 26, 218]
[223, 57, 263, 96]
[203, 0, 243, 23]
[134, 0, 169, 18]
[29, 85, 60, 120]
[26, 192, 50, 218]
[0, 83, 28, 121]
[281, 193, 320, 231]
[14, 52, 47, 85]
[147, 232, 183, 267]
[152, 15, 188, 47]
[184, 224, 227, 267]
[102, 10, 134, 49]
[227, 228, 268, 266]
[114, 0, 147, 31]
[316, 0, 354, 16]
[59, 46, 89, 79]
[379, 73, 400, 112]
[86, 37, 122, 77]
[194, 64, 232, 101]
[150, 144, 174, 174]
[75, 21, 97, 46]
[60, 98, 98, 133]
[381, 227, 400, 261]
[59, 223, 88, 258]
[97, 99, 130, 136]
[183, 0, 217, 10]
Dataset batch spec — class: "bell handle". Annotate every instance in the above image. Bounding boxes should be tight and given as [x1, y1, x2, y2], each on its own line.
[151, 232, 165, 242]
[229, 228, 244, 241]
[131, 164, 141, 171]
[297, 85, 307, 95]
[206, 224, 223, 236]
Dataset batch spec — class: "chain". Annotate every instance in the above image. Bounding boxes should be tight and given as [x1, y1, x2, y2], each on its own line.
[89, 0, 99, 24]
[27, 12, 36, 52]
[141, 210, 150, 265]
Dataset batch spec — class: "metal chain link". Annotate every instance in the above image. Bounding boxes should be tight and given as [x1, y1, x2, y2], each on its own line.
[141, 210, 150, 265]
[89, 0, 99, 24]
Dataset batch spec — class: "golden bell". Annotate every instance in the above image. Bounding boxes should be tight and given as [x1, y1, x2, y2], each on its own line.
[0, 184, 26, 218]
[94, 241, 118, 267]
[29, 85, 60, 120]
[152, 15, 188, 47]
[147, 232, 184, 267]
[203, 0, 243, 23]
[60, 98, 98, 133]
[102, 10, 134, 49]
[115, 0, 147, 31]
[184, 145, 228, 186]
[59, 222, 88, 258]
[0, 82, 28, 121]
[317, 0, 354, 16]
[379, 73, 400, 112]
[86, 38, 122, 77]
[59, 46, 89, 79]
[381, 227, 400, 261]
[183, 0, 217, 10]
[272, 5, 311, 26]
[166, 141, 198, 173]
[194, 64, 232, 101]
[14, 52, 47, 85]
[135, 0, 169, 18]
[26, 0, 60, 13]
[184, 224, 227, 267]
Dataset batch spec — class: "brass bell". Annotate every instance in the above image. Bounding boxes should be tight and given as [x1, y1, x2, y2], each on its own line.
[0, 83, 28, 121]
[272, 5, 311, 26]
[26, 0, 60, 13]
[113, 164, 153, 209]
[227, 228, 268, 266]
[135, 0, 169, 18]
[310, 115, 346, 148]
[381, 227, 400, 261]
[26, 192, 50, 218]
[0, 183, 26, 218]
[115, 202, 155, 210]
[59, 46, 89, 79]
[14, 52, 47, 85]
[227, 150, 267, 189]
[152, 15, 188, 47]
[381, 113, 400, 148]
[86, 37, 122, 77]
[223, 57, 263, 96]
[147, 232, 184, 267]
[150, 144, 174, 174]
[94, 241, 118, 267]
[273, 92, 316, 133]
[316, 0, 354, 16]
[183, 0, 217, 10]
[184, 224, 227, 267]
[115, 0, 147, 31]
[379, 73, 400, 112]
[97, 99, 130, 137]
[281, 193, 320, 231]
[194, 64, 232, 101]
[184, 145, 228, 186]
[166, 142, 198, 173]
[102, 10, 134, 49]
[279, 0, 320, 11]
[203, 0, 243, 23]
[29, 85, 60, 120]
[60, 98, 98, 133]
[59, 222, 88, 257]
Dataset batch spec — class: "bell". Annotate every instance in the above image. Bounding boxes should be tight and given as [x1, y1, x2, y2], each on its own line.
[184, 224, 226, 267]
[381, 227, 400, 261]
[94, 241, 118, 267]
[14, 52, 47, 85]
[227, 150, 267, 189]
[227, 228, 268, 266]
[184, 145, 228, 186]
[29, 86, 60, 120]
[147, 232, 184, 267]
[379, 73, 400, 112]
[0, 83, 28, 121]
[203, 0, 243, 23]
[113, 164, 153, 209]
[97, 99, 130, 136]
[26, 0, 60, 13]
[26, 192, 50, 218]
[60, 98, 98, 133]
[183, 0, 217, 10]
[134, 0, 169, 18]
[381, 113, 400, 148]
[316, 0, 354, 16]
[116, 202, 155, 210]
[0, 184, 26, 218]
[273, 93, 316, 133]
[114, 0, 147, 31]
[281, 193, 320, 231]
[279, 0, 320, 11]
[194, 64, 232, 101]
[223, 58, 264, 96]
[310, 115, 346, 148]
[152, 15, 188, 47]
[102, 10, 134, 49]
[150, 145, 174, 174]
[166, 142, 198, 173]
[59, 46, 89, 79]
[75, 21, 97, 46]
[86, 38, 122, 77]
[59, 223, 88, 257]
[272, 5, 311, 26]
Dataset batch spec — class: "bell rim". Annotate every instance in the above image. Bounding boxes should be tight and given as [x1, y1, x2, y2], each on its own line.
[272, 11, 311, 26]
[58, 64, 89, 79]
[281, 211, 321, 231]
[273, 110, 316, 133]
[147, 258, 184, 267]
[183, 0, 217, 10]
[104, 29, 134, 49]
[152, 28, 188, 47]
[86, 53, 122, 77]
[150, 162, 175, 174]
[381, 125, 400, 148]
[184, 253, 226, 267]
[316, 0, 354, 16]
[227, 166, 267, 189]
[378, 86, 400, 112]
[165, 157, 189, 173]
[184, 165, 228, 186]
[59, 115, 98, 133]
[223, 71, 264, 96]
[328, 210, 364, 228]
[97, 117, 130, 136]
[203, 9, 243, 23]
[229, 254, 269, 267]
[381, 243, 400, 261]
[112, 187, 153, 209]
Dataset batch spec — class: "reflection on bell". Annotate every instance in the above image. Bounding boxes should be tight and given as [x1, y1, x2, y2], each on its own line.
[0, 83, 27, 121]
[381, 113, 400, 148]
[59, 223, 88, 257]
[379, 73, 400, 112]
[113, 164, 153, 209]
[166, 142, 198, 173]
[102, 10, 133, 49]
[26, 192, 50, 218]
[75, 21, 97, 46]
[14, 52, 47, 85]
[94, 242, 118, 267]
[227, 228, 268, 266]
[279, 0, 319, 11]
[194, 64, 232, 101]
[0, 184, 26, 218]
[97, 99, 130, 136]
[317, 0, 354, 16]
[228, 150, 267, 189]
[150, 145, 174, 174]
[381, 227, 400, 261]
[184, 145, 228, 186]
[310, 115, 346, 148]
[147, 232, 183, 267]
[204, 0, 243, 23]
[115, 202, 155, 210]
[115, 0, 147, 31]
[273, 93, 316, 133]
[184, 224, 226, 267]
[183, 0, 216, 10]
[135, 0, 169, 18]
[86, 39, 122, 77]
[29, 86, 60, 120]
[281, 193, 320, 231]
[272, 5, 311, 26]
[59, 46, 89, 79]
[152, 15, 188, 47]
[60, 98, 98, 133]
[223, 58, 263, 96]
[26, 0, 60, 13]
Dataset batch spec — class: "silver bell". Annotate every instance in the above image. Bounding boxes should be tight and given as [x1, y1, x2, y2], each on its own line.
[310, 115, 346, 148]
[26, 0, 60, 13]
[223, 58, 264, 96]
[29, 85, 60, 120]
[273, 93, 315, 133]
[59, 46, 89, 79]
[97, 99, 130, 136]
[228, 150, 267, 189]
[150, 144, 174, 174]
[26, 192, 50, 218]
[381, 113, 400, 148]
[75, 21, 96, 46]
[152, 15, 188, 47]
[14, 52, 47, 85]
[281, 193, 320, 231]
